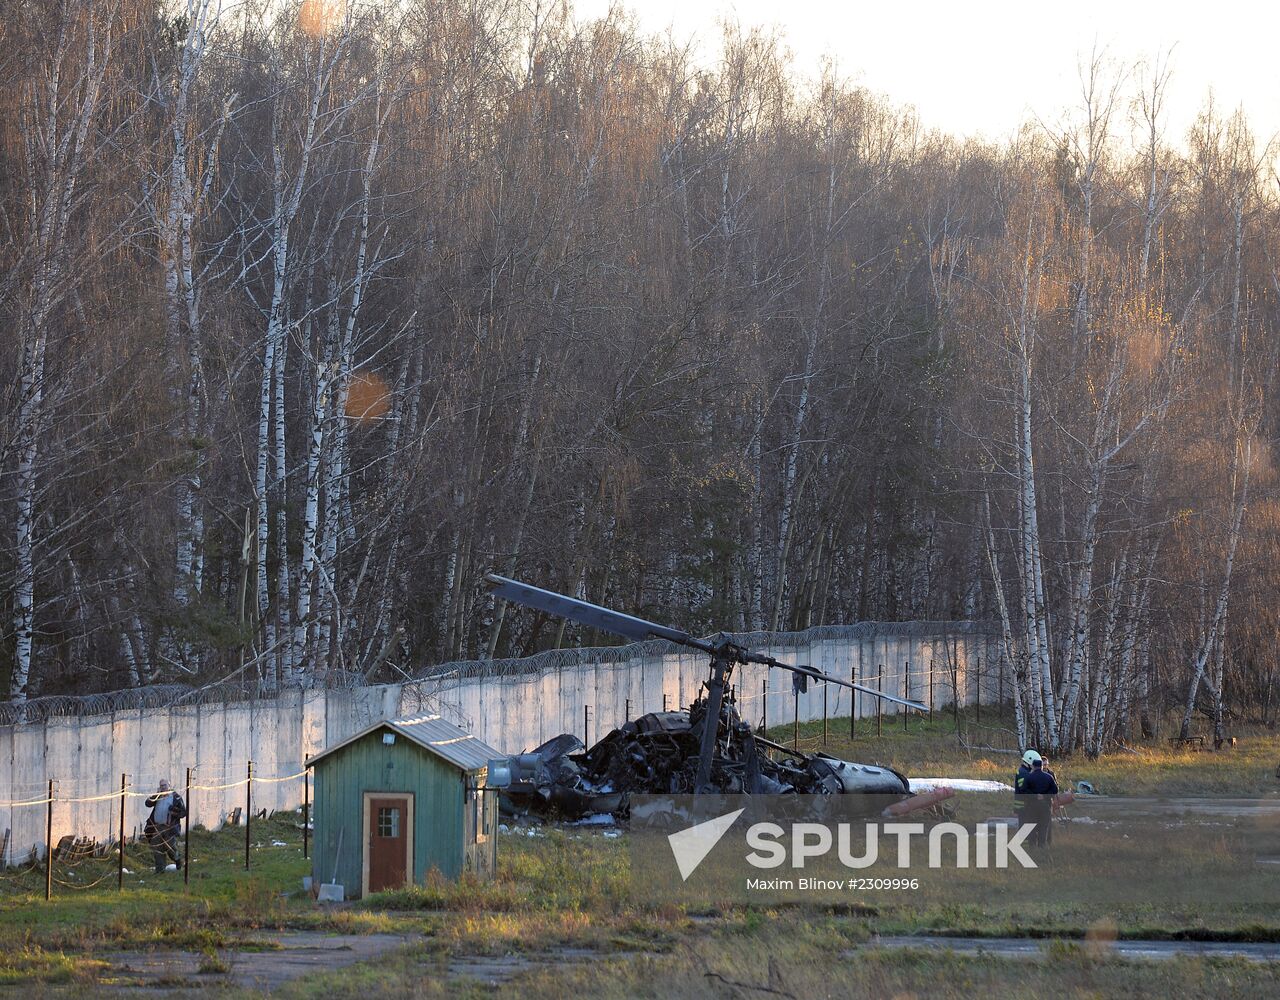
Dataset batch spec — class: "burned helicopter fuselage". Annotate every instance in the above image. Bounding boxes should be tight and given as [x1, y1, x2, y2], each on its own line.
[498, 693, 911, 820]
[484, 574, 925, 820]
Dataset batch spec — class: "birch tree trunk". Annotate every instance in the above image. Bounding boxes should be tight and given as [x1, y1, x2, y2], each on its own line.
[1011, 207, 1058, 747]
[293, 305, 330, 678]
[366, 325, 424, 670]
[273, 299, 292, 682]
[1058, 457, 1105, 747]
[773, 79, 852, 629]
[254, 21, 350, 680]
[10, 3, 116, 700]
[1181, 436, 1250, 740]
[253, 101, 288, 670]
[984, 490, 1028, 747]
[312, 75, 386, 676]
[161, 0, 223, 618]
[1136, 55, 1172, 293]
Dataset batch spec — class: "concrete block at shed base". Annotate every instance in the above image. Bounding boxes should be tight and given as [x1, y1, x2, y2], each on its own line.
[317, 883, 345, 903]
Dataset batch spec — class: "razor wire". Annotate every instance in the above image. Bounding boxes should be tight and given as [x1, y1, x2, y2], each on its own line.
[47, 841, 126, 891]
[0, 619, 997, 724]
[411, 620, 998, 682]
[0, 804, 305, 894]
[0, 619, 998, 864]
[51, 868, 115, 891]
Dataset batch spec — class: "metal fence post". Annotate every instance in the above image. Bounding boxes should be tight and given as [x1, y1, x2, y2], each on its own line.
[953, 647, 960, 730]
[244, 761, 253, 871]
[929, 659, 934, 722]
[184, 767, 191, 885]
[584, 704, 591, 745]
[118, 773, 127, 890]
[877, 666, 883, 738]
[998, 649, 1005, 707]
[45, 779, 54, 901]
[822, 683, 828, 746]
[976, 656, 982, 726]
[903, 661, 910, 733]
[850, 661, 857, 740]
[761, 678, 767, 735]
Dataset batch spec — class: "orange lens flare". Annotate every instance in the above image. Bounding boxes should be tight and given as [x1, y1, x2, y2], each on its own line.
[344, 371, 390, 424]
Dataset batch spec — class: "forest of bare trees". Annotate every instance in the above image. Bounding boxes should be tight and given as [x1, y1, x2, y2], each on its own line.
[3, 0, 1279, 753]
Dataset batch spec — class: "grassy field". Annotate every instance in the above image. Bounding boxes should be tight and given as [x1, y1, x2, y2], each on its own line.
[0, 816, 401, 985]
[761, 705, 1280, 796]
[1, 716, 1277, 996]
[270, 931, 1280, 1000]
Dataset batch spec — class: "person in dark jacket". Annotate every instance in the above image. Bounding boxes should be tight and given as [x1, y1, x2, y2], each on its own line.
[1018, 758, 1059, 848]
[144, 779, 187, 873]
[1013, 750, 1039, 824]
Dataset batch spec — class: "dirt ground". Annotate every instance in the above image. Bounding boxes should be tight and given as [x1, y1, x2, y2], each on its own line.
[3, 717, 1278, 997]
[102, 932, 418, 992]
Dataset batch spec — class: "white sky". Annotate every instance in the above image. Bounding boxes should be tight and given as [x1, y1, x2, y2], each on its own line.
[575, 0, 1280, 148]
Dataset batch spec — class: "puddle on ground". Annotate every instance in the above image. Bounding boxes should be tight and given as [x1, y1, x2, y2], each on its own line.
[447, 947, 654, 985]
[103, 931, 418, 992]
[854, 936, 1280, 962]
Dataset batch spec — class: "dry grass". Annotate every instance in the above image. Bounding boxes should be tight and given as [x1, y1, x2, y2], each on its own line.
[761, 706, 1280, 797]
[0, 817, 401, 958]
[253, 918, 1280, 1000]
[3, 728, 1279, 993]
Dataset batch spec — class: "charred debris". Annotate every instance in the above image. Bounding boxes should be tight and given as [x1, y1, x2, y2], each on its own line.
[481, 573, 962, 824]
[497, 697, 924, 822]
[483, 575, 953, 823]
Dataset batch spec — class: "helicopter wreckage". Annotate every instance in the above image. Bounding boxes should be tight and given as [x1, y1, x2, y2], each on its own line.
[483, 575, 956, 822]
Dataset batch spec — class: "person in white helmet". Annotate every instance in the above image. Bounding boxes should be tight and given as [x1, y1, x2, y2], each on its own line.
[1014, 749, 1041, 826]
[1020, 756, 1059, 847]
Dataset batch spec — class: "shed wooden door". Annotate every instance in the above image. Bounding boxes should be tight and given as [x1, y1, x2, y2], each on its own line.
[367, 796, 409, 892]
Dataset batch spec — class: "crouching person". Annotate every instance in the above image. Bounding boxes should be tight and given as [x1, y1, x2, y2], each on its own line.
[145, 779, 187, 873]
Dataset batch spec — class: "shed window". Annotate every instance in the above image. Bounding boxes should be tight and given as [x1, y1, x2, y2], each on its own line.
[377, 807, 400, 838]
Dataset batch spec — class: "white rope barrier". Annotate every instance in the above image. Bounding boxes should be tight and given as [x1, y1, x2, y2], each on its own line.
[252, 770, 308, 784]
[0, 795, 54, 809]
[2, 768, 309, 806]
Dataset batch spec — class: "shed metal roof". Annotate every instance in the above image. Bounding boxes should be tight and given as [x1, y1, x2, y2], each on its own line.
[307, 715, 501, 773]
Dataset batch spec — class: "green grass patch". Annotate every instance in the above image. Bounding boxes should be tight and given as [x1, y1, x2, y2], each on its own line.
[0, 816, 365, 953]
[2, 730, 1278, 992]
[0, 944, 110, 985]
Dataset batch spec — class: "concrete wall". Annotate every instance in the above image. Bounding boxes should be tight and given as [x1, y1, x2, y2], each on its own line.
[0, 626, 998, 865]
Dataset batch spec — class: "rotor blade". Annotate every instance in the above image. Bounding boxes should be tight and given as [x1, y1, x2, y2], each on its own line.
[486, 574, 928, 710]
[748, 652, 928, 712]
[484, 574, 711, 651]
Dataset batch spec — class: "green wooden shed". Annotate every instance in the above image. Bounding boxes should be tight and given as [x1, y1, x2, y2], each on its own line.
[308, 715, 500, 898]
